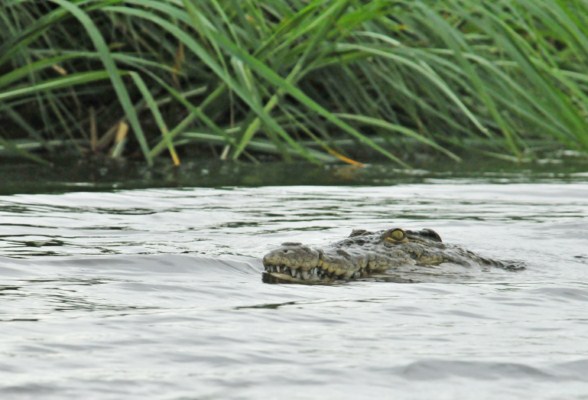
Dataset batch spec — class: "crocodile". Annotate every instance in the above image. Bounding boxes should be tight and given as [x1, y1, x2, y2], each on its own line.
[262, 227, 522, 284]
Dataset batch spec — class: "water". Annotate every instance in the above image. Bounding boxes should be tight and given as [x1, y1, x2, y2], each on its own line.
[1, 166, 588, 399]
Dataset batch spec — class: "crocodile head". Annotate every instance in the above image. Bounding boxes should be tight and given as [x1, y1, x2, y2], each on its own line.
[262, 227, 447, 284]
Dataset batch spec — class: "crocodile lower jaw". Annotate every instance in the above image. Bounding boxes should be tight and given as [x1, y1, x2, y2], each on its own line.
[262, 264, 363, 284]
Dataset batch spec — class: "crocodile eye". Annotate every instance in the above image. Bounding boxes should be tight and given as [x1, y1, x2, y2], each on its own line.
[390, 228, 405, 241]
[385, 228, 406, 242]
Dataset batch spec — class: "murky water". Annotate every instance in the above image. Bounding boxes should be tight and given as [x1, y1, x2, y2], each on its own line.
[1, 169, 588, 398]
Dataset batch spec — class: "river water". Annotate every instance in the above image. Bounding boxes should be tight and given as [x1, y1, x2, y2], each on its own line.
[1, 162, 587, 399]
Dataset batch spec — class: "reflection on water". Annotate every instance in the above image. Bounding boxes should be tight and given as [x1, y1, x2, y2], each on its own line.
[2, 156, 588, 195]
[0, 173, 587, 399]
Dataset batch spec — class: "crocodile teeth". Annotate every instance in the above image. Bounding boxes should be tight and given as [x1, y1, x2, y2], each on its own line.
[266, 263, 363, 282]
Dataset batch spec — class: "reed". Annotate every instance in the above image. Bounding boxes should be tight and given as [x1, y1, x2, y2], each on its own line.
[1, 0, 587, 166]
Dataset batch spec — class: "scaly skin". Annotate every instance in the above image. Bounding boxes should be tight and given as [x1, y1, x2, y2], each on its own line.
[262, 228, 520, 284]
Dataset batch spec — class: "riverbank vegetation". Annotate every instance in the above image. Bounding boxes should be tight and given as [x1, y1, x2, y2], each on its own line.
[2, 0, 588, 166]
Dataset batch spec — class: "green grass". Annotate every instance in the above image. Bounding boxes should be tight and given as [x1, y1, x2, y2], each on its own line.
[1, 0, 588, 166]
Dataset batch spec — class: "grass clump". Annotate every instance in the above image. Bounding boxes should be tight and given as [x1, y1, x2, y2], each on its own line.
[1, 0, 587, 166]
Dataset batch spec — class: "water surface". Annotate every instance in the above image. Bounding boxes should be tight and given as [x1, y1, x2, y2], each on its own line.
[1, 167, 587, 399]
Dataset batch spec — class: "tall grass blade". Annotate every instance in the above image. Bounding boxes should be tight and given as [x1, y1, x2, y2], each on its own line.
[50, 0, 153, 165]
